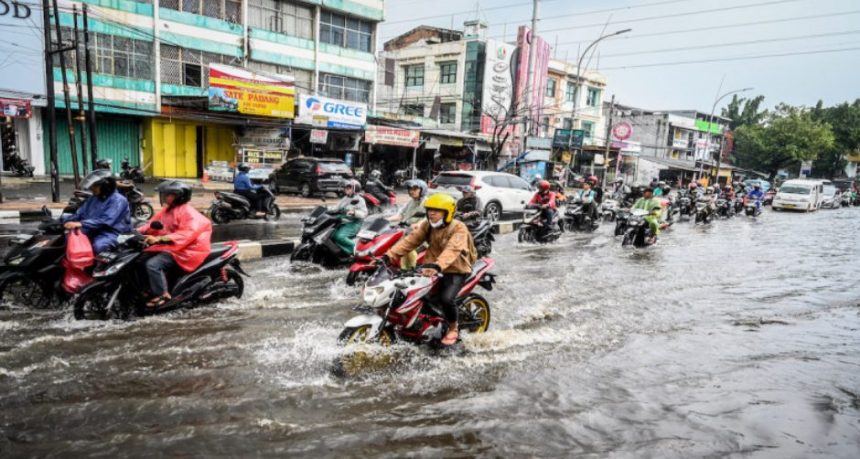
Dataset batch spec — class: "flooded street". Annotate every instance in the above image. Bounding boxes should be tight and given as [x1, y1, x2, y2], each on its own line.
[2, 209, 859, 457]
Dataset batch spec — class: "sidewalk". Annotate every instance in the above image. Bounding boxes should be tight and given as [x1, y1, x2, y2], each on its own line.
[0, 176, 409, 214]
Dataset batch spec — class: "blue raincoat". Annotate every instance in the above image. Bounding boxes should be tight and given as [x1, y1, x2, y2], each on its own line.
[63, 191, 132, 254]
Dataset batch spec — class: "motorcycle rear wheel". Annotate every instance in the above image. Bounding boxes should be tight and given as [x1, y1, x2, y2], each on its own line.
[459, 294, 491, 333]
[264, 203, 281, 222]
[210, 206, 230, 225]
[134, 203, 154, 221]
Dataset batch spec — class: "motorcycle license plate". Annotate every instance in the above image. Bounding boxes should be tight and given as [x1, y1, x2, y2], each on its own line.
[357, 230, 376, 240]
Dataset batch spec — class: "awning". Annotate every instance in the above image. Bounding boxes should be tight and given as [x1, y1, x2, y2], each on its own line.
[639, 156, 700, 172]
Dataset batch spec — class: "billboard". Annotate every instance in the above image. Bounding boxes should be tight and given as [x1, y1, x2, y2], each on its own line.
[0, 2, 46, 101]
[481, 39, 516, 123]
[208, 64, 296, 118]
[364, 126, 420, 147]
[515, 26, 551, 134]
[296, 94, 367, 129]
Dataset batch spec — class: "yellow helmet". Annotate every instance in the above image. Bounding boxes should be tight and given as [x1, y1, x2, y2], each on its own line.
[424, 193, 457, 224]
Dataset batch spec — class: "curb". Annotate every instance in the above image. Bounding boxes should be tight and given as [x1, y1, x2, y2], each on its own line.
[0, 208, 63, 223]
[492, 220, 522, 235]
[237, 239, 295, 261]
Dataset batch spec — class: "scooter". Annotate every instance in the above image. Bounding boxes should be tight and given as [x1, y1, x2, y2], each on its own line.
[677, 192, 693, 220]
[743, 196, 762, 217]
[466, 219, 494, 258]
[291, 206, 354, 267]
[715, 197, 734, 218]
[61, 182, 155, 221]
[3, 148, 35, 177]
[209, 186, 281, 224]
[362, 191, 397, 214]
[617, 209, 657, 248]
[338, 258, 496, 350]
[120, 158, 146, 183]
[0, 220, 68, 308]
[73, 231, 246, 320]
[841, 192, 852, 207]
[694, 198, 713, 224]
[347, 217, 412, 286]
[601, 198, 621, 222]
[518, 205, 562, 243]
[564, 197, 599, 232]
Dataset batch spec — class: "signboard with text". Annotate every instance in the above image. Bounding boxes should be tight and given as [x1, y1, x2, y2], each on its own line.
[364, 126, 420, 147]
[208, 64, 296, 118]
[310, 129, 329, 144]
[481, 39, 517, 132]
[552, 129, 585, 148]
[297, 94, 367, 129]
[0, 98, 32, 118]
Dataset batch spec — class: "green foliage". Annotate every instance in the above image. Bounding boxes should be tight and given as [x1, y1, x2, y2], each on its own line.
[721, 94, 768, 130]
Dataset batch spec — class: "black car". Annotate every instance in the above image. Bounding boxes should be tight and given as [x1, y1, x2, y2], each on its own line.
[269, 158, 353, 197]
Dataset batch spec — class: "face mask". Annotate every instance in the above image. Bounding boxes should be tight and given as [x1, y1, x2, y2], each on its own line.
[429, 219, 444, 229]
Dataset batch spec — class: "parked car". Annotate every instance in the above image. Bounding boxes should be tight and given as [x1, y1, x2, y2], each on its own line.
[820, 184, 840, 209]
[269, 158, 353, 197]
[430, 171, 535, 221]
[772, 179, 822, 211]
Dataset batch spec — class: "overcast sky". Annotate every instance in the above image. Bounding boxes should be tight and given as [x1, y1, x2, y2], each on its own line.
[380, 0, 860, 113]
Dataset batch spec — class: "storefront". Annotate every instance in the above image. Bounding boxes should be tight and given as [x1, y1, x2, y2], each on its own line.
[2, 99, 44, 175]
[47, 115, 141, 176]
[363, 125, 422, 180]
[142, 118, 237, 179]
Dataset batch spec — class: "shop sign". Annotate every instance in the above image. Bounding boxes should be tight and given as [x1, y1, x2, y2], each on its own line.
[208, 64, 295, 118]
[0, 2, 45, 100]
[672, 138, 688, 149]
[237, 127, 290, 148]
[695, 119, 723, 134]
[611, 122, 633, 141]
[296, 94, 366, 129]
[667, 114, 696, 129]
[611, 140, 641, 153]
[310, 129, 329, 144]
[364, 126, 420, 147]
[514, 27, 551, 131]
[526, 136, 552, 149]
[481, 39, 517, 127]
[0, 98, 31, 118]
[552, 129, 584, 148]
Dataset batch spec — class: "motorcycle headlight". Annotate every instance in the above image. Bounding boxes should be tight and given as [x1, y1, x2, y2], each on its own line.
[362, 286, 386, 306]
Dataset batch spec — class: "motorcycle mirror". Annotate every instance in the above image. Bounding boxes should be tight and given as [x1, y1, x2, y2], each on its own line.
[150, 221, 164, 230]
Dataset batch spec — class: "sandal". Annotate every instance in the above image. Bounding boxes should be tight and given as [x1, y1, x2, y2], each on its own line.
[441, 327, 459, 346]
[146, 294, 171, 309]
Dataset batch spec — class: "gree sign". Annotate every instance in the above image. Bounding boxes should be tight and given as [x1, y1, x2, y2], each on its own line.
[297, 94, 367, 129]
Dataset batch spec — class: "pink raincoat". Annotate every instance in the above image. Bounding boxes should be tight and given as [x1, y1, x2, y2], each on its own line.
[138, 203, 212, 272]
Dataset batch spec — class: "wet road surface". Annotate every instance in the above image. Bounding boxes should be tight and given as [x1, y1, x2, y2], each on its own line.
[1, 208, 859, 457]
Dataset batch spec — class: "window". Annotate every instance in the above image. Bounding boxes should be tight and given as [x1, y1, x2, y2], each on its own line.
[404, 104, 424, 116]
[586, 88, 601, 107]
[160, 44, 234, 87]
[541, 116, 550, 136]
[439, 103, 456, 124]
[566, 82, 576, 103]
[248, 0, 313, 39]
[582, 121, 594, 141]
[85, 32, 153, 80]
[247, 60, 313, 92]
[562, 118, 573, 129]
[439, 62, 457, 84]
[546, 79, 556, 98]
[404, 65, 424, 87]
[320, 11, 373, 52]
[318, 73, 371, 103]
[162, 0, 241, 22]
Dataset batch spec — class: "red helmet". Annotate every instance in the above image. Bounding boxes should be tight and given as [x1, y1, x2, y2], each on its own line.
[538, 180, 551, 192]
[587, 175, 598, 185]
[688, 182, 698, 189]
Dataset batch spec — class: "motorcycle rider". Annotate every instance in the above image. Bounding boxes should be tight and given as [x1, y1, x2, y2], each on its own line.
[233, 163, 266, 216]
[746, 183, 765, 211]
[94, 158, 113, 171]
[653, 181, 667, 197]
[528, 180, 558, 234]
[333, 179, 368, 256]
[611, 177, 631, 201]
[62, 170, 132, 254]
[587, 175, 604, 205]
[577, 180, 598, 222]
[455, 185, 483, 225]
[631, 187, 663, 238]
[137, 181, 212, 308]
[365, 170, 393, 207]
[388, 179, 428, 226]
[384, 193, 477, 346]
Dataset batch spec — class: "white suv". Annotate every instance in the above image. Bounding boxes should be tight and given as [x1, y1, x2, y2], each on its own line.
[429, 171, 535, 221]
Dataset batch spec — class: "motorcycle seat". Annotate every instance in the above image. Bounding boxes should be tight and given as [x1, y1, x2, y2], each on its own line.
[201, 244, 233, 263]
[221, 192, 251, 207]
[464, 258, 489, 284]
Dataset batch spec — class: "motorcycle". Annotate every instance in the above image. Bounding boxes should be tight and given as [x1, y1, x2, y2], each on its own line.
[734, 195, 746, 214]
[362, 190, 397, 214]
[564, 197, 599, 232]
[119, 158, 146, 183]
[715, 197, 734, 219]
[0, 220, 68, 308]
[616, 209, 657, 248]
[518, 205, 562, 244]
[61, 181, 155, 221]
[338, 258, 496, 350]
[393, 167, 417, 187]
[73, 231, 246, 320]
[694, 198, 714, 224]
[3, 148, 35, 177]
[347, 217, 412, 286]
[291, 206, 354, 267]
[601, 198, 621, 221]
[209, 186, 281, 224]
[466, 219, 494, 259]
[841, 192, 852, 207]
[743, 196, 762, 217]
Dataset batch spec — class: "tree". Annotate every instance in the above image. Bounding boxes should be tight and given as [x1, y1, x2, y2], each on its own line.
[733, 105, 835, 179]
[721, 94, 768, 130]
[811, 98, 860, 177]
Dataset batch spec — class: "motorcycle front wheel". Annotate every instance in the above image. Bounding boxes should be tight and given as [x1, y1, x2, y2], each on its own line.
[73, 285, 126, 320]
[134, 203, 154, 221]
[0, 273, 51, 308]
[335, 325, 395, 377]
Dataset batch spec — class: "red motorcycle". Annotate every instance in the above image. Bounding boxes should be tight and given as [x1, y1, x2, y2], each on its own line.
[362, 190, 397, 214]
[338, 258, 496, 347]
[346, 217, 429, 286]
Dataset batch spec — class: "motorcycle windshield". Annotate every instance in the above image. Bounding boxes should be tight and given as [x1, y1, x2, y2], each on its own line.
[360, 217, 390, 234]
[366, 267, 393, 287]
[308, 206, 326, 219]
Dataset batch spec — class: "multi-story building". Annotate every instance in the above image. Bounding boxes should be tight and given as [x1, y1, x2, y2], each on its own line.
[27, 0, 382, 177]
[541, 60, 607, 147]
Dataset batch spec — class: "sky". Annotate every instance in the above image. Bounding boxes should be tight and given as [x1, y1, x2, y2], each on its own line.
[380, 0, 860, 114]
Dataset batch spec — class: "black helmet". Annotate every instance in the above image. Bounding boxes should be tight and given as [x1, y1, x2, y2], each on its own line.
[80, 169, 117, 197]
[237, 163, 251, 173]
[157, 180, 193, 206]
[95, 158, 113, 170]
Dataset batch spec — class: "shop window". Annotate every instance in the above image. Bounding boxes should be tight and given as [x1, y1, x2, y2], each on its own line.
[566, 82, 576, 103]
[405, 65, 424, 88]
[404, 104, 424, 117]
[439, 62, 457, 84]
[248, 0, 313, 39]
[161, 44, 233, 87]
[247, 61, 312, 92]
[562, 118, 573, 129]
[439, 103, 456, 124]
[162, 0, 242, 22]
[318, 73, 371, 103]
[586, 88, 601, 107]
[62, 30, 154, 80]
[546, 78, 556, 98]
[320, 10, 373, 52]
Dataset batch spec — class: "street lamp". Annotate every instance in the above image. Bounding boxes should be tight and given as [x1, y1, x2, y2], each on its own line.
[708, 87, 752, 186]
[566, 28, 631, 182]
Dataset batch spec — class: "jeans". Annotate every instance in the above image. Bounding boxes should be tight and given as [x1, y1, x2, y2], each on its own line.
[437, 274, 466, 323]
[144, 252, 178, 296]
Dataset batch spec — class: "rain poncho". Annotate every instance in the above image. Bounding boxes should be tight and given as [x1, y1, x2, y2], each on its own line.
[138, 203, 212, 272]
[333, 195, 368, 255]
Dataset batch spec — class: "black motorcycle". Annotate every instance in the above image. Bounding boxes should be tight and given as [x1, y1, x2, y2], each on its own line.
[0, 220, 68, 308]
[564, 197, 599, 232]
[3, 149, 35, 177]
[120, 158, 146, 183]
[465, 219, 495, 258]
[209, 186, 281, 224]
[601, 198, 621, 222]
[73, 230, 247, 320]
[715, 197, 734, 218]
[62, 182, 154, 221]
[518, 205, 561, 244]
[694, 198, 714, 224]
[291, 206, 354, 267]
[616, 209, 657, 248]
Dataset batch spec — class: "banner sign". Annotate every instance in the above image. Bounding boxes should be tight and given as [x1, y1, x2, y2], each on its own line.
[481, 39, 517, 123]
[552, 129, 584, 148]
[310, 129, 329, 144]
[515, 26, 551, 129]
[208, 64, 295, 118]
[297, 94, 366, 129]
[612, 122, 633, 141]
[364, 126, 420, 147]
[526, 136, 552, 149]
[0, 98, 32, 118]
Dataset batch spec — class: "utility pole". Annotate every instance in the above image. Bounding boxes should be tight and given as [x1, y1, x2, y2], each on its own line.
[83, 4, 98, 165]
[710, 87, 753, 186]
[52, 0, 81, 189]
[43, 0, 60, 202]
[73, 6, 89, 174]
[601, 94, 615, 186]
[520, 0, 539, 147]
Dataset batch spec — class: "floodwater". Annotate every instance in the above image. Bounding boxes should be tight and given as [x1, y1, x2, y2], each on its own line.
[1, 208, 859, 457]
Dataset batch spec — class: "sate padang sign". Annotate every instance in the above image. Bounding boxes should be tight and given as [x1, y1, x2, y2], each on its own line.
[208, 64, 296, 118]
[0, 1, 46, 100]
